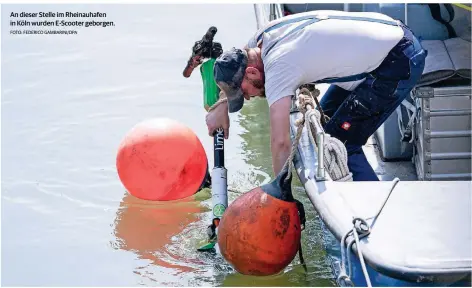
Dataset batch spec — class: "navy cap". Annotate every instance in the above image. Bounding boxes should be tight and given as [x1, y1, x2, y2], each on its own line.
[214, 47, 248, 113]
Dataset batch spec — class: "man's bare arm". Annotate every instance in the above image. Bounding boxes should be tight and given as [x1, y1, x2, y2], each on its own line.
[269, 96, 293, 176]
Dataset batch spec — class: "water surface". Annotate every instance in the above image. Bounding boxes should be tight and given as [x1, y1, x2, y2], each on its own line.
[1, 4, 335, 286]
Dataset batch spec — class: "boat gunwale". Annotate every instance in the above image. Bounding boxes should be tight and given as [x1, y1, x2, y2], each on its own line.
[289, 99, 472, 284]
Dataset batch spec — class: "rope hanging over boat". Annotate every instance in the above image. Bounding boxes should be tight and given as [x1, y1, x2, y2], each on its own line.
[337, 178, 401, 287]
[337, 217, 372, 287]
[284, 87, 353, 182]
[277, 85, 354, 282]
[282, 86, 403, 286]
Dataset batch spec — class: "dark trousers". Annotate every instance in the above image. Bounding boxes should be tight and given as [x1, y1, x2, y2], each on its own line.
[320, 24, 427, 181]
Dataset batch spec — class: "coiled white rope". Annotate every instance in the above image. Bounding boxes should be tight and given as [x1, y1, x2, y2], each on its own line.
[294, 87, 353, 182]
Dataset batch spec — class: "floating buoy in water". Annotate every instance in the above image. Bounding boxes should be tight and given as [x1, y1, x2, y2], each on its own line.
[217, 167, 303, 276]
[116, 118, 209, 201]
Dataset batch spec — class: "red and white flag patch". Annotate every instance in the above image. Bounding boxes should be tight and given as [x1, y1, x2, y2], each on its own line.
[341, 122, 351, 130]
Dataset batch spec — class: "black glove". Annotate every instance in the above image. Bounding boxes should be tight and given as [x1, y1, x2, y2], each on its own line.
[211, 42, 223, 58]
[192, 40, 223, 59]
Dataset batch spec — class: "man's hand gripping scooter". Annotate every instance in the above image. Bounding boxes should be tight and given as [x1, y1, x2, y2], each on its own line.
[182, 27, 228, 252]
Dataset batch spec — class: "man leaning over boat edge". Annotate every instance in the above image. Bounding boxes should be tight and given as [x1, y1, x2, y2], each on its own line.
[205, 10, 427, 181]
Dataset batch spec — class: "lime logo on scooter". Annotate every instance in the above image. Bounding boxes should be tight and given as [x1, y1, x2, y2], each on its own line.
[213, 203, 226, 217]
[212, 127, 228, 219]
[215, 127, 224, 151]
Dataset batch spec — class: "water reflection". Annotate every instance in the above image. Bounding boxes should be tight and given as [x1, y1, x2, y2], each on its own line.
[221, 266, 308, 287]
[238, 97, 273, 179]
[112, 188, 234, 285]
[113, 192, 204, 273]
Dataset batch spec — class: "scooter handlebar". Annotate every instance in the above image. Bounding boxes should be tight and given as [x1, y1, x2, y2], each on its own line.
[182, 26, 218, 78]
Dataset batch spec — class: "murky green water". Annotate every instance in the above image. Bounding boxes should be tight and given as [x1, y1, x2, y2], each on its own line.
[1, 4, 335, 286]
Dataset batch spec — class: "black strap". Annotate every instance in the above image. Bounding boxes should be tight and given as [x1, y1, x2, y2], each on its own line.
[298, 241, 307, 273]
[427, 4, 457, 38]
[294, 198, 307, 273]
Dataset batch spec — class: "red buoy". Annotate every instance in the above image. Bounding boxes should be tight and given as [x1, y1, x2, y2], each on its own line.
[116, 118, 208, 201]
[217, 168, 303, 276]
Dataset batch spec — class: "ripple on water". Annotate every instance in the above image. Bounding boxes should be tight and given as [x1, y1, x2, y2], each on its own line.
[37, 52, 88, 64]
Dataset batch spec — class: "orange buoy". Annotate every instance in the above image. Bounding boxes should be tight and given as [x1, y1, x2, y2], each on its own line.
[217, 167, 303, 276]
[116, 118, 209, 201]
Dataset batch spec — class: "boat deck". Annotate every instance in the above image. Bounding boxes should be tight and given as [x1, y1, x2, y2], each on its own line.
[363, 136, 418, 181]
